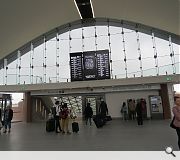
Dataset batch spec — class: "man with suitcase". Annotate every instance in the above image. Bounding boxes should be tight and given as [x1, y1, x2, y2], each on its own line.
[99, 99, 108, 120]
[53, 101, 62, 133]
[84, 102, 93, 125]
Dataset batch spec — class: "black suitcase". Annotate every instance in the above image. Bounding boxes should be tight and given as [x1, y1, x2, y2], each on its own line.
[93, 115, 105, 128]
[46, 119, 55, 132]
[72, 122, 79, 133]
[105, 115, 112, 121]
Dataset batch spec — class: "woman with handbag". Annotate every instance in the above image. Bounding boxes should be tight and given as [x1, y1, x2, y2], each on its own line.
[172, 94, 180, 149]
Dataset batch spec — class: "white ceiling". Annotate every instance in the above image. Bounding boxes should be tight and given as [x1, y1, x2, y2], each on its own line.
[0, 0, 179, 60]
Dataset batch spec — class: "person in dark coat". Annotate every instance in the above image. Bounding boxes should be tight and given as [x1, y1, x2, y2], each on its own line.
[53, 101, 62, 133]
[135, 99, 143, 125]
[3, 105, 13, 133]
[0, 108, 2, 130]
[99, 99, 108, 119]
[84, 103, 93, 125]
[0, 108, 2, 122]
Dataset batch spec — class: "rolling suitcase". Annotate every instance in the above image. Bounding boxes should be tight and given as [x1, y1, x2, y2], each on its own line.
[46, 119, 55, 132]
[93, 115, 104, 128]
[105, 115, 112, 121]
[72, 122, 79, 133]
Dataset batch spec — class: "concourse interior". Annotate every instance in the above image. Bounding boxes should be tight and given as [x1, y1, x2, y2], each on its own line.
[0, 0, 179, 155]
[0, 119, 178, 151]
[0, 76, 179, 151]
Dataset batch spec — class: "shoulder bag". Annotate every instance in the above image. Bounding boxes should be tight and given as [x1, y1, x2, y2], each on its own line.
[170, 116, 177, 129]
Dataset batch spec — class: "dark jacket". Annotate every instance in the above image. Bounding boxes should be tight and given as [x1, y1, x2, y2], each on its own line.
[99, 101, 108, 116]
[4, 108, 13, 121]
[0, 108, 2, 121]
[84, 106, 93, 118]
[136, 102, 142, 116]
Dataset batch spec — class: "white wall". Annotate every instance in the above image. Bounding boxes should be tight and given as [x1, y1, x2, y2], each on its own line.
[105, 90, 159, 118]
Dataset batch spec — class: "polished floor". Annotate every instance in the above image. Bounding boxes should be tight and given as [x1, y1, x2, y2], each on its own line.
[0, 119, 178, 151]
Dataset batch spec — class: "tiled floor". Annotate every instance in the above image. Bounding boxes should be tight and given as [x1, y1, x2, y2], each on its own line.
[0, 119, 178, 151]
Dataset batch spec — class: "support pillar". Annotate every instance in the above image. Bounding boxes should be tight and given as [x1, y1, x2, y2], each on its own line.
[23, 92, 32, 122]
[159, 84, 171, 119]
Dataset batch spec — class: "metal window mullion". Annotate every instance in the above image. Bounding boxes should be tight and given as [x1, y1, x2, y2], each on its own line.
[43, 36, 47, 83]
[121, 27, 128, 78]
[94, 26, 98, 51]
[107, 20, 113, 79]
[30, 42, 34, 84]
[68, 24, 72, 82]
[17, 50, 21, 84]
[136, 30, 143, 77]
[56, 32, 60, 83]
[4, 59, 8, 85]
[82, 27, 85, 52]
[151, 32, 159, 75]
[69, 24, 72, 54]
[169, 35, 176, 74]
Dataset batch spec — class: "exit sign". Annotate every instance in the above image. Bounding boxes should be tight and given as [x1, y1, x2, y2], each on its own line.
[166, 77, 172, 81]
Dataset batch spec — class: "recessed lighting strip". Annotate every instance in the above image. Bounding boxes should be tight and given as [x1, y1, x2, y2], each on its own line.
[90, 0, 95, 18]
[73, 0, 82, 19]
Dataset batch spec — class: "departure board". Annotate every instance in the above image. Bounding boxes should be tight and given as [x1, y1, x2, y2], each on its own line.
[70, 52, 83, 81]
[83, 51, 97, 80]
[70, 50, 110, 81]
[96, 50, 110, 79]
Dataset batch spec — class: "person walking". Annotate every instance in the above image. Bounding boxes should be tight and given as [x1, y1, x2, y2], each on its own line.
[0, 108, 1, 121]
[121, 102, 128, 121]
[172, 94, 180, 149]
[128, 99, 136, 120]
[60, 103, 71, 134]
[99, 99, 108, 119]
[135, 99, 143, 125]
[84, 102, 93, 125]
[3, 105, 13, 133]
[0, 108, 2, 131]
[54, 101, 62, 133]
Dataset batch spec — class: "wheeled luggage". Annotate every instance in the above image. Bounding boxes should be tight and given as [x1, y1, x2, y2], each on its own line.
[105, 115, 112, 121]
[46, 119, 55, 132]
[72, 122, 79, 133]
[93, 115, 105, 128]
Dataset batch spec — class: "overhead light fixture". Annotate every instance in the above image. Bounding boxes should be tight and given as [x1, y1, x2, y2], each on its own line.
[74, 0, 82, 19]
[74, 0, 94, 19]
[90, 0, 95, 18]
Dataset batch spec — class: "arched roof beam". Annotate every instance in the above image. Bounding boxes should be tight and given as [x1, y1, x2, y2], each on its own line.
[0, 18, 179, 69]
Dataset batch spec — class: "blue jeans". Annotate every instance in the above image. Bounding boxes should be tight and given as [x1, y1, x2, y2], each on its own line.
[85, 117, 92, 125]
[4, 120, 11, 130]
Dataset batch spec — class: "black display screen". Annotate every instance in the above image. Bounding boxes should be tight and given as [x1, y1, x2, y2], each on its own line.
[70, 52, 83, 81]
[70, 50, 110, 81]
[96, 50, 110, 79]
[83, 51, 97, 80]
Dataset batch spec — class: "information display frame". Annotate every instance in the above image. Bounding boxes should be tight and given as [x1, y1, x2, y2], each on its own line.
[70, 50, 110, 81]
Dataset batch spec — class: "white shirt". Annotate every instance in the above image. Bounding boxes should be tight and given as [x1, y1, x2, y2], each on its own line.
[55, 105, 60, 116]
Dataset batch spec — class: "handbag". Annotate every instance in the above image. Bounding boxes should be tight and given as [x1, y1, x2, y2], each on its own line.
[170, 117, 177, 129]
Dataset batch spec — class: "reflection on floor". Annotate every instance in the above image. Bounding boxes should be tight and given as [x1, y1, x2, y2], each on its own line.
[0, 119, 178, 151]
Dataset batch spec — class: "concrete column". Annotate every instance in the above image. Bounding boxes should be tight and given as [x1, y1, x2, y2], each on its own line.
[81, 96, 86, 120]
[167, 83, 175, 119]
[23, 92, 32, 122]
[159, 84, 171, 119]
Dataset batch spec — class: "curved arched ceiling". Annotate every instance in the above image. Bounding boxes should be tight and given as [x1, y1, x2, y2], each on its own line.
[0, 0, 179, 60]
